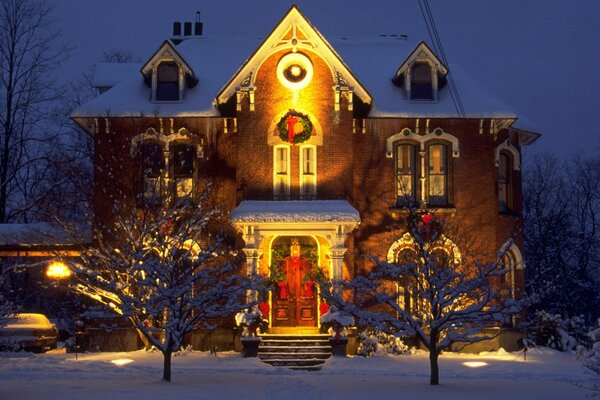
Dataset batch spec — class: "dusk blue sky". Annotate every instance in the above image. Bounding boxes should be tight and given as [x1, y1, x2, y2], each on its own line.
[56, 0, 600, 157]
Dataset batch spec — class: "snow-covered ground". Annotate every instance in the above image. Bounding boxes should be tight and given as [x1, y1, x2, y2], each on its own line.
[0, 347, 597, 400]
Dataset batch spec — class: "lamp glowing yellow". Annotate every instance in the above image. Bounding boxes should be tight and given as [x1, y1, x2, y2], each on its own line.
[111, 359, 134, 366]
[290, 65, 302, 77]
[462, 361, 489, 368]
[46, 261, 72, 279]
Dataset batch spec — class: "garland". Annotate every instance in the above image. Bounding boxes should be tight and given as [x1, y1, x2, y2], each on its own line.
[277, 110, 313, 144]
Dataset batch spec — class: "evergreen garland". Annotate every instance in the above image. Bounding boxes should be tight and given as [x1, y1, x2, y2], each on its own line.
[277, 110, 313, 144]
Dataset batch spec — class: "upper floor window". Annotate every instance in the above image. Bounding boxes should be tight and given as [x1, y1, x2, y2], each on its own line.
[172, 143, 195, 199]
[273, 145, 290, 199]
[498, 152, 514, 213]
[156, 62, 179, 101]
[411, 62, 433, 100]
[395, 143, 417, 206]
[300, 145, 316, 199]
[427, 143, 448, 206]
[141, 142, 165, 205]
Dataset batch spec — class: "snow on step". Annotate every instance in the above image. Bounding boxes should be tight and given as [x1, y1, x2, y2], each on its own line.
[257, 334, 332, 370]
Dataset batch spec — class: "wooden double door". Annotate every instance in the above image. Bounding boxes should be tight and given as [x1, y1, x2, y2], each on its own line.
[272, 257, 317, 327]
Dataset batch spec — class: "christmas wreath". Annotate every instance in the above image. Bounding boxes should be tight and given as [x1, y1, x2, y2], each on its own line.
[277, 110, 313, 144]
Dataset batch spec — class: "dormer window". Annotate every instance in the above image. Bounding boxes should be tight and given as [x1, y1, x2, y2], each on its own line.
[411, 62, 433, 100]
[156, 62, 179, 101]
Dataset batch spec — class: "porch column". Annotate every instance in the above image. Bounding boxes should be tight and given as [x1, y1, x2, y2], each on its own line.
[330, 247, 347, 282]
[243, 248, 261, 303]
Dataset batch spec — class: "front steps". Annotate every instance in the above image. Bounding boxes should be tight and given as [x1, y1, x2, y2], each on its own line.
[258, 334, 331, 370]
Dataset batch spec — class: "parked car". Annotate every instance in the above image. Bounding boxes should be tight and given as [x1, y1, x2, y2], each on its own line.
[0, 313, 58, 353]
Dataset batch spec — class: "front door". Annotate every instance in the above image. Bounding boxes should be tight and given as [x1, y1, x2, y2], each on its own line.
[272, 256, 317, 327]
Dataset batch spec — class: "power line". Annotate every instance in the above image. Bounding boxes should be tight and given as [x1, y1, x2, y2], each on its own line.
[418, 0, 466, 118]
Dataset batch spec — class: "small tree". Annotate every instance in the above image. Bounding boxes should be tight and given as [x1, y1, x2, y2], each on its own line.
[70, 200, 262, 382]
[318, 211, 523, 385]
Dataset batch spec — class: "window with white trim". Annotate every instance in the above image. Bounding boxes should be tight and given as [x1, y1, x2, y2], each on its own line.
[498, 151, 514, 213]
[299, 145, 316, 199]
[411, 62, 433, 100]
[427, 143, 448, 206]
[395, 143, 417, 206]
[141, 142, 165, 205]
[156, 62, 179, 101]
[273, 145, 290, 199]
[172, 143, 195, 199]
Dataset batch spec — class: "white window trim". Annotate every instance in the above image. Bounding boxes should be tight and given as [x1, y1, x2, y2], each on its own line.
[152, 59, 184, 102]
[273, 145, 291, 198]
[386, 127, 459, 158]
[405, 60, 439, 102]
[299, 144, 317, 198]
[495, 139, 520, 171]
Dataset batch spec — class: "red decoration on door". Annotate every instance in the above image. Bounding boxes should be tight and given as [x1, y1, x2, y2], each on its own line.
[259, 301, 270, 318]
[278, 281, 288, 299]
[304, 279, 314, 298]
[286, 114, 299, 143]
[421, 213, 433, 225]
[319, 302, 330, 316]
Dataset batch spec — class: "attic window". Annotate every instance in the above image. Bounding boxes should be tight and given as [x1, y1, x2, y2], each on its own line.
[277, 53, 313, 91]
[156, 62, 179, 101]
[411, 62, 433, 100]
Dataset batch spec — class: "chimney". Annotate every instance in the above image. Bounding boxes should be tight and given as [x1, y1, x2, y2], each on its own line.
[184, 22, 192, 36]
[194, 11, 203, 36]
[173, 22, 181, 37]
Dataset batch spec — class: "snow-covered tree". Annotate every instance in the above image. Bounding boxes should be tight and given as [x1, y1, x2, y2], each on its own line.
[70, 200, 263, 382]
[317, 210, 523, 385]
[0, 261, 16, 326]
[578, 320, 600, 377]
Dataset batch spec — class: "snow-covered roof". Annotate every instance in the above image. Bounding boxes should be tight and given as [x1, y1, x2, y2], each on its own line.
[72, 9, 532, 126]
[230, 200, 360, 223]
[0, 223, 90, 247]
[92, 63, 140, 88]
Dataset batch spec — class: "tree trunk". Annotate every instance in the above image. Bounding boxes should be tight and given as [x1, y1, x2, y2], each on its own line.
[163, 348, 172, 382]
[429, 350, 440, 385]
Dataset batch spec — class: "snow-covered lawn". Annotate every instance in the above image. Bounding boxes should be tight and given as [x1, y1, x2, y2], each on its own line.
[0, 347, 597, 400]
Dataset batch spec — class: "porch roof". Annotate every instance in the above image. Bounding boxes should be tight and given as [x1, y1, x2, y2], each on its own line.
[230, 200, 361, 224]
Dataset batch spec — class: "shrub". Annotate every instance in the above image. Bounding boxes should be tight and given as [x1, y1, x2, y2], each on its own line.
[357, 328, 409, 357]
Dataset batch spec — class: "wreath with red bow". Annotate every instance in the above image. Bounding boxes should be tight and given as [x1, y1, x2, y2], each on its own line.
[277, 110, 313, 144]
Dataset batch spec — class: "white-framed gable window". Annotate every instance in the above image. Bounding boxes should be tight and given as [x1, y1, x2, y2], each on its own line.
[299, 144, 317, 199]
[411, 62, 433, 100]
[156, 62, 180, 101]
[273, 145, 290, 199]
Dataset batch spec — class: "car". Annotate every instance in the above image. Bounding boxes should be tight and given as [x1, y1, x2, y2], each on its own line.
[0, 313, 58, 353]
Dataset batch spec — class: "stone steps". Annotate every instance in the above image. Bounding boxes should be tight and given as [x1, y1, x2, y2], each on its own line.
[258, 334, 332, 370]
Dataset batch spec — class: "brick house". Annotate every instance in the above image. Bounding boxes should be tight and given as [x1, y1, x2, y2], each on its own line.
[72, 6, 538, 347]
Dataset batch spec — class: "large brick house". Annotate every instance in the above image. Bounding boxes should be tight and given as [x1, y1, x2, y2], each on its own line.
[73, 6, 538, 344]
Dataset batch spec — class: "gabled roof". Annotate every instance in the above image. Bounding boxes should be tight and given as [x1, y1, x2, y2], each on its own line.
[140, 40, 195, 81]
[394, 41, 448, 80]
[216, 5, 372, 106]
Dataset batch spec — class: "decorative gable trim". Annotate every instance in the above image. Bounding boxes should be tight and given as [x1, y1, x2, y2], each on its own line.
[216, 5, 372, 107]
[385, 127, 459, 158]
[394, 41, 448, 80]
[140, 40, 195, 79]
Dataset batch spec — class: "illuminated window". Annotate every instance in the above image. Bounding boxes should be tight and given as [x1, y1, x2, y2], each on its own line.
[427, 143, 448, 206]
[156, 62, 179, 101]
[141, 142, 164, 205]
[498, 152, 514, 213]
[172, 143, 195, 199]
[395, 144, 417, 206]
[300, 145, 316, 199]
[411, 62, 433, 100]
[395, 248, 419, 312]
[273, 145, 290, 199]
[276, 53, 314, 91]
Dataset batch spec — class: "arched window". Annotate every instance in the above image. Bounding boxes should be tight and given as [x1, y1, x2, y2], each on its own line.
[427, 143, 449, 206]
[395, 247, 419, 312]
[498, 151, 514, 213]
[171, 143, 195, 199]
[299, 145, 317, 199]
[273, 145, 290, 199]
[395, 143, 417, 206]
[156, 62, 179, 101]
[411, 62, 433, 100]
[141, 142, 165, 205]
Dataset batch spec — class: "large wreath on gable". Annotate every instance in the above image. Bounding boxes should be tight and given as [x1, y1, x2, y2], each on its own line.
[277, 110, 313, 144]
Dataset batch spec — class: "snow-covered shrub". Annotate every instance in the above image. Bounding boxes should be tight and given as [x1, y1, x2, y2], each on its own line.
[577, 320, 600, 375]
[235, 306, 266, 337]
[527, 311, 591, 351]
[320, 306, 354, 340]
[357, 328, 409, 357]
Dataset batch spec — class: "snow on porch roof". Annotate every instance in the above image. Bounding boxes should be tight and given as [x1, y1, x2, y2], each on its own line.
[0, 222, 91, 247]
[230, 201, 361, 224]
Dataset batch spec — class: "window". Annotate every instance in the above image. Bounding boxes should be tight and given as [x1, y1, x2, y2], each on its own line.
[395, 144, 417, 206]
[498, 152, 513, 213]
[411, 62, 433, 100]
[300, 145, 316, 199]
[273, 145, 290, 199]
[141, 142, 164, 205]
[427, 144, 448, 206]
[156, 62, 179, 101]
[395, 248, 419, 312]
[172, 143, 195, 199]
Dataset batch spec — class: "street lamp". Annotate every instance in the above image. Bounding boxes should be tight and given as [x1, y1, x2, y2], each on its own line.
[46, 260, 72, 280]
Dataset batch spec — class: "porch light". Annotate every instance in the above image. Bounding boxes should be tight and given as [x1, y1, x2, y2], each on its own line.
[290, 240, 301, 259]
[46, 260, 72, 279]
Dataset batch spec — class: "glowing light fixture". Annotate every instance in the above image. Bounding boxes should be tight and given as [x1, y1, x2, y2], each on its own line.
[111, 358, 134, 366]
[46, 260, 72, 279]
[462, 361, 489, 368]
[290, 239, 301, 259]
[277, 53, 313, 91]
